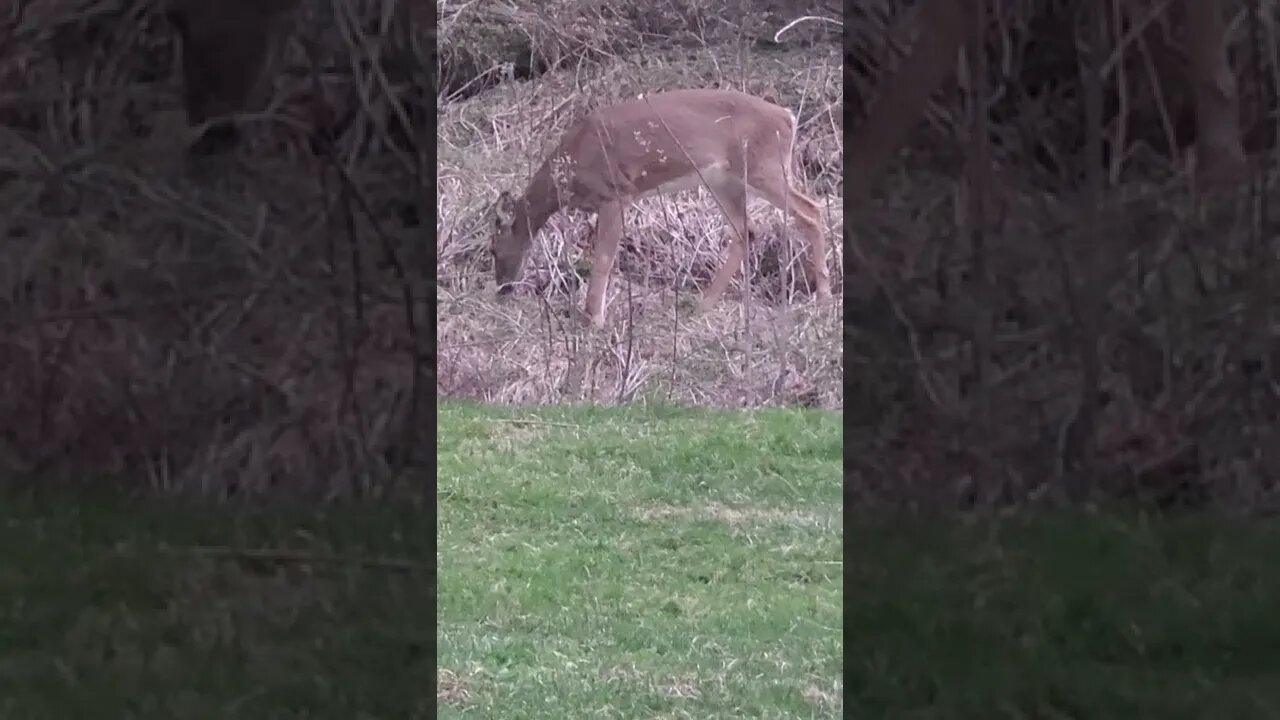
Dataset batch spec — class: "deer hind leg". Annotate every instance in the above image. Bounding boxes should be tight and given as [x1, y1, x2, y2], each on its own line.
[750, 173, 832, 302]
[789, 186, 832, 301]
[698, 181, 752, 314]
[584, 200, 624, 327]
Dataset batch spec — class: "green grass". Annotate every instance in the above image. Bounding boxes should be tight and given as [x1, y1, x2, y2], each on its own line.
[848, 511, 1280, 718]
[436, 400, 844, 718]
[13, 400, 1274, 718]
[0, 491, 432, 718]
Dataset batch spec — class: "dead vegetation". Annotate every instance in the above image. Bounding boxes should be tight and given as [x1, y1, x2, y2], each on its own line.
[0, 0, 428, 495]
[436, 0, 843, 409]
[844, 0, 1280, 510]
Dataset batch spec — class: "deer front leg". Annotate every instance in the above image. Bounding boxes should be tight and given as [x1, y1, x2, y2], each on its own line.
[783, 185, 831, 303]
[809, 225, 833, 303]
[698, 234, 747, 314]
[584, 201, 624, 328]
[698, 186, 751, 314]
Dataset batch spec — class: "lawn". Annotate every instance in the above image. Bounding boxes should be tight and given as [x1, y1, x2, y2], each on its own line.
[437, 400, 1280, 719]
[0, 490, 433, 718]
[436, 400, 844, 718]
[10, 398, 1276, 719]
[847, 511, 1280, 718]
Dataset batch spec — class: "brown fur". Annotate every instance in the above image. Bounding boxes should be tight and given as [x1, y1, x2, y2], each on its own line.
[491, 88, 832, 328]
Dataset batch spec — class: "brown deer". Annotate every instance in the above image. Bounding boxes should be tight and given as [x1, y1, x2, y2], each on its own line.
[491, 88, 833, 328]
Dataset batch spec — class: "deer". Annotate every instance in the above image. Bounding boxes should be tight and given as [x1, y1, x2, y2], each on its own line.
[490, 88, 833, 328]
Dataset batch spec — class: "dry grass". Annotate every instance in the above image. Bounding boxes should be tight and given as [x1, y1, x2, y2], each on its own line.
[436, 36, 843, 410]
[437, 0, 841, 100]
[836, 0, 1280, 506]
[0, 0, 426, 495]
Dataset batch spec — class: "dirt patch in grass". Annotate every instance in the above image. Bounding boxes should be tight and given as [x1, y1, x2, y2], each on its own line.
[636, 501, 834, 530]
[658, 674, 702, 699]
[437, 668, 476, 708]
[802, 682, 841, 711]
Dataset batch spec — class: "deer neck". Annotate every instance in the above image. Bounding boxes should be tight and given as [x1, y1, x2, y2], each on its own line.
[512, 164, 561, 243]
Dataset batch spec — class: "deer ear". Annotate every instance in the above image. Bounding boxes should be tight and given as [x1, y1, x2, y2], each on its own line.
[494, 192, 516, 228]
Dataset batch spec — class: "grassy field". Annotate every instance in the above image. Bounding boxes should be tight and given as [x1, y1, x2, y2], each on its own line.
[439, 401, 1280, 718]
[436, 400, 844, 718]
[0, 491, 432, 718]
[9, 399, 1280, 719]
[848, 511, 1280, 718]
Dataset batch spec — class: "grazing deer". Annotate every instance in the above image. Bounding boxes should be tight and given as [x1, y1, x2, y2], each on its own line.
[166, 0, 303, 155]
[491, 88, 833, 328]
